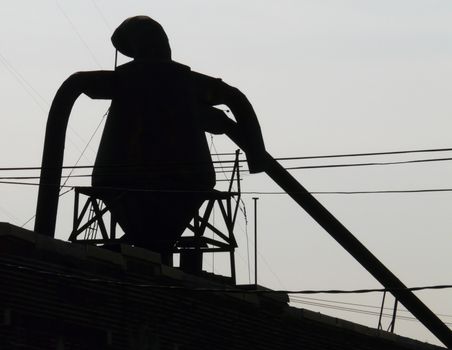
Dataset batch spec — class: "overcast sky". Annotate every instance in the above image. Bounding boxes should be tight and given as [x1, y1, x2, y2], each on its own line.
[1, 0, 452, 346]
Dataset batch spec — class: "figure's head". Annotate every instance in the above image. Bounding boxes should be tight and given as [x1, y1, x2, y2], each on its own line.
[111, 16, 171, 60]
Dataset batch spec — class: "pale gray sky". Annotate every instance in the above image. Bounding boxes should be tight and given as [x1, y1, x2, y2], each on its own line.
[1, 0, 452, 346]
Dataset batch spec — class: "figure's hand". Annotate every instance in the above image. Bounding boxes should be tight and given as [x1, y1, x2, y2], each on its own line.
[199, 106, 268, 173]
[200, 106, 234, 135]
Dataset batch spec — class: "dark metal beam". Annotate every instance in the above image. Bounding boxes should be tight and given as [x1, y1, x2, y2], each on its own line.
[263, 152, 452, 348]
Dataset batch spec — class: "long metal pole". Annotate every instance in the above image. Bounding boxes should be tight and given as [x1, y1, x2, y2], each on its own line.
[263, 152, 452, 348]
[253, 197, 259, 287]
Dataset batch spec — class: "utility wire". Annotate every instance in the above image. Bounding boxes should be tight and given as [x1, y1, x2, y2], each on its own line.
[0, 162, 240, 172]
[208, 142, 252, 282]
[257, 251, 287, 290]
[4, 180, 452, 196]
[20, 109, 107, 228]
[289, 298, 452, 326]
[4, 153, 452, 173]
[5, 257, 452, 329]
[275, 147, 452, 161]
[60, 109, 108, 189]
[242, 205, 252, 284]
[1, 260, 452, 295]
[290, 298, 412, 320]
[210, 140, 231, 182]
[284, 157, 452, 171]
[312, 189, 452, 195]
[0, 203, 21, 223]
[0, 168, 241, 181]
[2, 259, 451, 326]
[3, 144, 452, 172]
[91, 0, 112, 31]
[0, 49, 96, 158]
[56, 0, 103, 68]
[0, 52, 48, 111]
[19, 185, 74, 228]
[289, 295, 452, 319]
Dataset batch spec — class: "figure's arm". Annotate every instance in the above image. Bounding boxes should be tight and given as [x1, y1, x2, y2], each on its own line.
[201, 106, 249, 149]
[34, 71, 114, 237]
[218, 85, 267, 173]
[197, 77, 267, 173]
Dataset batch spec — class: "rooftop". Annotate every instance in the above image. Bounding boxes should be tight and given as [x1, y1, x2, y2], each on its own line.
[0, 222, 445, 350]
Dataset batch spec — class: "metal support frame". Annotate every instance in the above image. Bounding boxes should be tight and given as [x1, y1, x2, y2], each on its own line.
[174, 150, 242, 282]
[377, 291, 387, 330]
[69, 188, 119, 245]
[69, 151, 243, 284]
[377, 291, 399, 333]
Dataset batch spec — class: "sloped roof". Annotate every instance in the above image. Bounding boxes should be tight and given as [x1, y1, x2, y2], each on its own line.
[0, 222, 445, 350]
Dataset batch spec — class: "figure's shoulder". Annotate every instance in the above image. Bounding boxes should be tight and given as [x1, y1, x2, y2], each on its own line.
[60, 70, 115, 99]
[188, 69, 223, 87]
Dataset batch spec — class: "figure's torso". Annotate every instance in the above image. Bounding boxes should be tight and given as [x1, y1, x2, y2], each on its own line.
[92, 60, 215, 191]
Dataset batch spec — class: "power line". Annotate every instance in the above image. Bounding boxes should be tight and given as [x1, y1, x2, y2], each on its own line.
[289, 295, 452, 319]
[2, 258, 451, 326]
[0, 159, 240, 172]
[3, 153, 452, 173]
[56, 0, 103, 68]
[274, 147, 452, 161]
[20, 107, 164, 227]
[3, 180, 452, 196]
[60, 109, 108, 189]
[19, 186, 74, 228]
[284, 156, 452, 171]
[0, 49, 97, 159]
[3, 143, 452, 173]
[90, 0, 112, 31]
[289, 298, 452, 326]
[0, 52, 48, 111]
[1, 260, 452, 295]
[257, 251, 287, 290]
[0, 166, 241, 180]
[0, 203, 21, 223]
[312, 189, 452, 195]
[243, 189, 452, 195]
[290, 298, 412, 320]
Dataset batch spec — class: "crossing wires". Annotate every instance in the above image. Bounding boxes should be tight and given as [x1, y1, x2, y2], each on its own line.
[2, 147, 452, 195]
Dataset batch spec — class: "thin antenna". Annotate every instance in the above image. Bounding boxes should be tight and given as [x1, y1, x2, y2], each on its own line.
[253, 197, 259, 287]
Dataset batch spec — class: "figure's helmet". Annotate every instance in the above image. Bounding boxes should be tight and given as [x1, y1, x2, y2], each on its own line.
[111, 16, 171, 60]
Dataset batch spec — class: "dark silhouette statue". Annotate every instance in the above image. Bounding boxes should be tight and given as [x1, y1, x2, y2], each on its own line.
[33, 17, 452, 346]
[35, 16, 267, 261]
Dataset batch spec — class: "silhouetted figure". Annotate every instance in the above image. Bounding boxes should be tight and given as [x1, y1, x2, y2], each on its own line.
[35, 16, 266, 262]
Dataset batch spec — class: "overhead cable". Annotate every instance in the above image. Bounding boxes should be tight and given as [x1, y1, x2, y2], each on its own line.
[19, 186, 75, 228]
[3, 154, 452, 173]
[284, 157, 452, 171]
[289, 298, 452, 326]
[0, 162, 240, 172]
[3, 181, 452, 196]
[91, 0, 112, 31]
[1, 260, 452, 295]
[0, 49, 96, 157]
[275, 147, 452, 161]
[60, 109, 108, 189]
[289, 295, 452, 319]
[56, 0, 103, 68]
